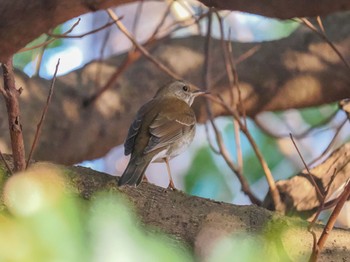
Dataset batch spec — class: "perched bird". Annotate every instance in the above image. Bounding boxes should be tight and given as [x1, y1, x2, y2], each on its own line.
[118, 80, 206, 189]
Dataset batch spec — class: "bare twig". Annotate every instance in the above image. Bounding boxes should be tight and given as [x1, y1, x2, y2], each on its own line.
[202, 10, 260, 205]
[17, 19, 81, 53]
[0, 149, 13, 175]
[47, 19, 121, 39]
[215, 11, 244, 173]
[300, 18, 350, 71]
[26, 59, 60, 168]
[289, 133, 324, 200]
[148, 0, 174, 41]
[309, 168, 337, 230]
[204, 123, 220, 155]
[254, 109, 338, 139]
[316, 16, 325, 33]
[207, 94, 281, 209]
[309, 179, 350, 262]
[106, 8, 181, 80]
[94, 19, 113, 87]
[308, 118, 347, 166]
[131, 0, 144, 37]
[34, 34, 50, 76]
[1, 57, 26, 172]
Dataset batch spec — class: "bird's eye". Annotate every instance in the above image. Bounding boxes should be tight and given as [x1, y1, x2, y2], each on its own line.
[182, 85, 188, 92]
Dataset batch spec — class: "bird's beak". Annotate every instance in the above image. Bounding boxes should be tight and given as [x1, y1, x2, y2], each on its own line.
[193, 90, 210, 97]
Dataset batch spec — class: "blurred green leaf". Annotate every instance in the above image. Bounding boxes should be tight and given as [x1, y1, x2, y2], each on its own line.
[299, 103, 338, 126]
[185, 147, 233, 201]
[224, 120, 283, 183]
[0, 165, 193, 262]
[13, 25, 64, 71]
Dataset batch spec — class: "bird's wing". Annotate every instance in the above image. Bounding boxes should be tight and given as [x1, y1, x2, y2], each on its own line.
[144, 109, 195, 154]
[124, 100, 156, 155]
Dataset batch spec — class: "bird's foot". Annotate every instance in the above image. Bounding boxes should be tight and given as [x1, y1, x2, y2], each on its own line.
[167, 181, 177, 191]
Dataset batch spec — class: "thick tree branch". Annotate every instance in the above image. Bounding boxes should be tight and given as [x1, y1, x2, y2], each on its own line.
[0, 13, 350, 164]
[2, 1, 350, 61]
[0, 156, 349, 261]
[198, 0, 350, 19]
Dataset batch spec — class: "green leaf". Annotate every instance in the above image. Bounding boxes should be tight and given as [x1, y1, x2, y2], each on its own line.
[299, 103, 338, 126]
[184, 147, 233, 201]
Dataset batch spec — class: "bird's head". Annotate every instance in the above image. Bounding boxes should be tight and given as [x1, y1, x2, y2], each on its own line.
[155, 80, 207, 106]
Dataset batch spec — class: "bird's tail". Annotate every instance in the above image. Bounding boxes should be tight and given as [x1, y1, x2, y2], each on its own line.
[118, 158, 150, 186]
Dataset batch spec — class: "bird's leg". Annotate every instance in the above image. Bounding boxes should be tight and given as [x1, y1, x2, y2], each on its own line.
[163, 157, 176, 190]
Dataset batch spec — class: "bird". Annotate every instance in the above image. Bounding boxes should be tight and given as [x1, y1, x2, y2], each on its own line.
[118, 80, 206, 189]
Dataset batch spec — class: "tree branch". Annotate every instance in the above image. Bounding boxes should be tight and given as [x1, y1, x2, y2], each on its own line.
[0, 13, 350, 165]
[2, 1, 350, 61]
[198, 0, 350, 19]
[1, 57, 26, 172]
[0, 155, 348, 261]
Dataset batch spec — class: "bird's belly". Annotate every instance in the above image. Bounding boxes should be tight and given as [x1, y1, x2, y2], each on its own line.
[151, 126, 195, 163]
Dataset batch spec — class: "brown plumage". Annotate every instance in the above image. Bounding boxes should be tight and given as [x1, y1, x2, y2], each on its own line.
[118, 80, 206, 188]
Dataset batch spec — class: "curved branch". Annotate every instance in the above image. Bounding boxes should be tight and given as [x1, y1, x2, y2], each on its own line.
[2, 1, 350, 61]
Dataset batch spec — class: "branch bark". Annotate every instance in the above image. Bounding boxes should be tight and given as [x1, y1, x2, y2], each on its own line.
[2, 1, 350, 61]
[0, 12, 350, 164]
[0, 155, 348, 261]
[1, 57, 26, 171]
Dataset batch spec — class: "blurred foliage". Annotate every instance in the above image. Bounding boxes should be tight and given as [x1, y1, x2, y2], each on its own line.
[185, 146, 233, 201]
[299, 103, 338, 126]
[224, 120, 284, 183]
[13, 25, 63, 71]
[0, 162, 312, 262]
[0, 163, 192, 262]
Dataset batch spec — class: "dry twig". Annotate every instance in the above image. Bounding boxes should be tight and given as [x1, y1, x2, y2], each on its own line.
[300, 18, 350, 71]
[309, 179, 350, 262]
[17, 19, 81, 53]
[207, 94, 282, 209]
[202, 11, 261, 205]
[26, 59, 60, 168]
[106, 8, 180, 80]
[289, 133, 324, 199]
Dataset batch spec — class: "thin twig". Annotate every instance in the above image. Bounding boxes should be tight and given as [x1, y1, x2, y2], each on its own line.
[308, 118, 347, 166]
[47, 19, 120, 39]
[300, 18, 350, 71]
[26, 59, 60, 168]
[215, 11, 244, 173]
[207, 94, 281, 209]
[254, 109, 338, 139]
[309, 168, 338, 231]
[94, 18, 113, 87]
[106, 8, 181, 80]
[131, 0, 144, 37]
[316, 16, 325, 33]
[204, 123, 220, 155]
[148, 0, 174, 41]
[309, 179, 350, 262]
[17, 19, 81, 53]
[34, 34, 50, 76]
[289, 133, 324, 200]
[0, 149, 13, 175]
[1, 56, 26, 172]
